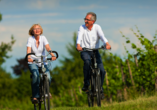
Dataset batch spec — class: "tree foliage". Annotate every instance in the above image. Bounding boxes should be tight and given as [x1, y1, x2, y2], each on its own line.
[11, 58, 29, 75]
[51, 33, 86, 106]
[0, 12, 2, 21]
[0, 36, 16, 66]
[121, 26, 157, 92]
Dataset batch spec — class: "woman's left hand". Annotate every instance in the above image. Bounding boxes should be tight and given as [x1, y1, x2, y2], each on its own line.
[51, 56, 56, 61]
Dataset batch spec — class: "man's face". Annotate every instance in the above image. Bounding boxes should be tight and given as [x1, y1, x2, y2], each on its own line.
[84, 14, 94, 28]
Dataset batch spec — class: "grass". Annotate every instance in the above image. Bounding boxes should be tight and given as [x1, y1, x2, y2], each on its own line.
[1, 94, 157, 110]
[53, 95, 157, 110]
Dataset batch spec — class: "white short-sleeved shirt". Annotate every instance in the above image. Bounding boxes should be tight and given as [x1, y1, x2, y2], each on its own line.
[76, 24, 108, 49]
[26, 35, 49, 66]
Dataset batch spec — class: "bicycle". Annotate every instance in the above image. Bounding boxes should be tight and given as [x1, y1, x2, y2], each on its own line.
[81, 46, 110, 107]
[25, 50, 58, 110]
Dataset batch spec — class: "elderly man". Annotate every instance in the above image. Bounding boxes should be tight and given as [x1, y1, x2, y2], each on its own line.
[76, 12, 111, 99]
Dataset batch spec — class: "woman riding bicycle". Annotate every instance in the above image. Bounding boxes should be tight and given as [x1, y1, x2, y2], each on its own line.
[26, 24, 56, 103]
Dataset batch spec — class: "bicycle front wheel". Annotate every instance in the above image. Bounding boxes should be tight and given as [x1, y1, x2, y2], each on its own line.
[33, 102, 41, 110]
[87, 91, 94, 107]
[34, 104, 37, 110]
[96, 69, 101, 107]
[43, 76, 50, 110]
[88, 73, 94, 107]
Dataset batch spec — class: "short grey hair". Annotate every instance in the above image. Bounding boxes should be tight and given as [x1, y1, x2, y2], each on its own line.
[86, 12, 97, 22]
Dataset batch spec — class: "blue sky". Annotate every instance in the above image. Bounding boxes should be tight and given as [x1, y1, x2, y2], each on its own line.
[0, 0, 157, 77]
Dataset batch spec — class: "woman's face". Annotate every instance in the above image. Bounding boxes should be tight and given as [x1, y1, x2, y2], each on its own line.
[33, 25, 41, 36]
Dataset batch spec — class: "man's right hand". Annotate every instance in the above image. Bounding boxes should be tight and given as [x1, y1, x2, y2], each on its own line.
[77, 44, 83, 51]
[105, 42, 111, 50]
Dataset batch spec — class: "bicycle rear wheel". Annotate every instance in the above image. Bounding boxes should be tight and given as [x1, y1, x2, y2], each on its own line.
[43, 76, 50, 110]
[96, 69, 101, 107]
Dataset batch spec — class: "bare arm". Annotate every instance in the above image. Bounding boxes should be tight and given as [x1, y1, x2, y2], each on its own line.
[45, 44, 56, 60]
[27, 47, 33, 62]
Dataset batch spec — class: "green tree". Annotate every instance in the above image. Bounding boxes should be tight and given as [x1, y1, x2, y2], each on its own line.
[121, 26, 157, 93]
[0, 11, 2, 21]
[11, 58, 29, 75]
[51, 33, 85, 106]
[0, 36, 16, 66]
[0, 11, 15, 66]
[0, 9, 17, 99]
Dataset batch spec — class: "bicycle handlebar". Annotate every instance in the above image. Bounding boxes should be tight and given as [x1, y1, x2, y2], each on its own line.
[82, 45, 111, 51]
[49, 50, 59, 59]
[25, 51, 59, 62]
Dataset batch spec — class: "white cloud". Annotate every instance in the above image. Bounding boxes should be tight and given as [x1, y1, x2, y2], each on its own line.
[77, 4, 107, 10]
[45, 32, 63, 42]
[108, 40, 119, 51]
[0, 27, 6, 32]
[40, 19, 82, 24]
[3, 13, 60, 19]
[0, 0, 60, 10]
[118, 27, 135, 37]
[144, 32, 153, 40]
[29, 0, 59, 9]
[0, 25, 29, 48]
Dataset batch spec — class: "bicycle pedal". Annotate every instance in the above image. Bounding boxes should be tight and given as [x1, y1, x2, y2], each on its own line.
[32, 100, 39, 104]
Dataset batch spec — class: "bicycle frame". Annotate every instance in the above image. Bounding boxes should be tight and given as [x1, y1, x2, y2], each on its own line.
[87, 50, 101, 107]
[26, 51, 58, 110]
[81, 45, 110, 107]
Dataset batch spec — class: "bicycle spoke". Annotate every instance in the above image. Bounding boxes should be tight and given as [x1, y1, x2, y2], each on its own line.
[87, 74, 94, 107]
[96, 69, 101, 107]
[43, 76, 50, 110]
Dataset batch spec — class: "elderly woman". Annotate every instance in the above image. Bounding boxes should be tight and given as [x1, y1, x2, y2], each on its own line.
[26, 24, 56, 103]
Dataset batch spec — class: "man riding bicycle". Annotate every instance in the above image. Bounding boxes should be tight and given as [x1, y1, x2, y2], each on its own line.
[76, 12, 111, 98]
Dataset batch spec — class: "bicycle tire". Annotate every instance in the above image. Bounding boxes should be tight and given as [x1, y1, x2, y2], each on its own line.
[33, 102, 41, 110]
[43, 76, 50, 110]
[87, 92, 94, 107]
[39, 102, 41, 110]
[91, 74, 95, 106]
[40, 80, 43, 110]
[96, 69, 101, 107]
[88, 73, 94, 107]
[34, 104, 37, 110]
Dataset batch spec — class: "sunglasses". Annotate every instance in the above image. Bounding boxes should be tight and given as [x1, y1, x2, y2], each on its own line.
[84, 18, 92, 21]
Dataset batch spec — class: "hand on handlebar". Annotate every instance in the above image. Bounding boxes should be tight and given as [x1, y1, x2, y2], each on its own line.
[105, 43, 111, 50]
[77, 46, 83, 51]
[51, 56, 57, 61]
[106, 45, 111, 50]
[28, 58, 33, 63]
